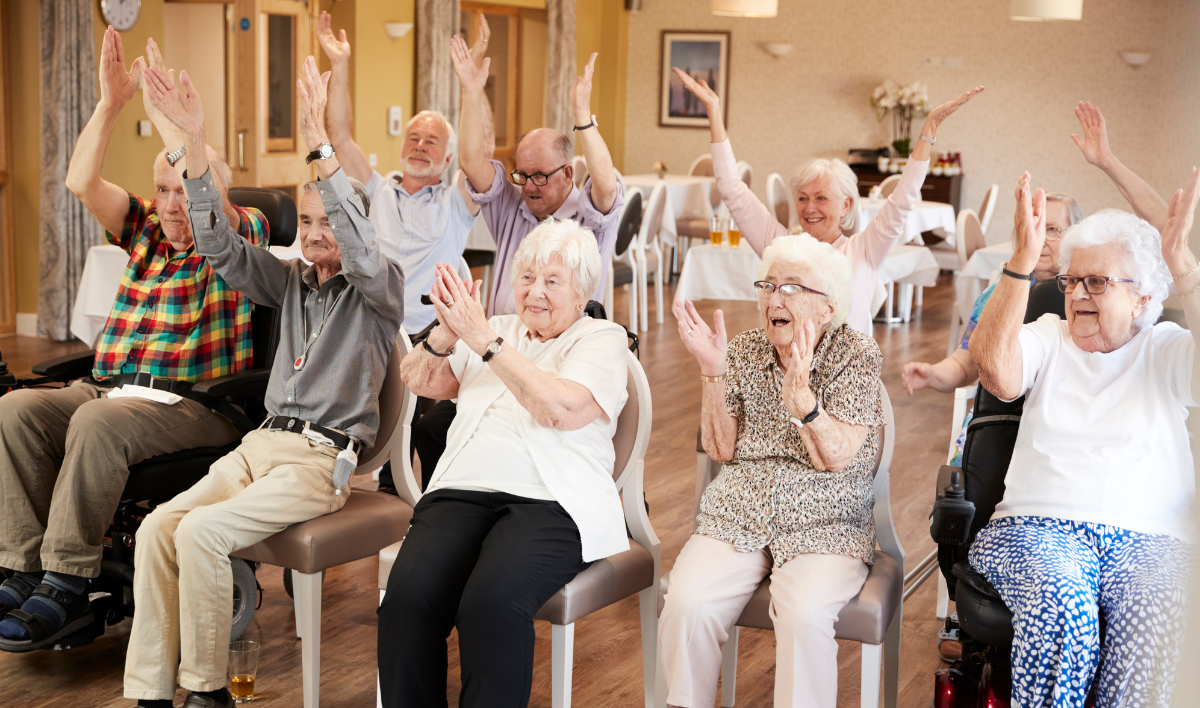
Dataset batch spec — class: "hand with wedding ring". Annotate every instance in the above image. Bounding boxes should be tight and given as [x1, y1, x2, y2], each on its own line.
[429, 263, 492, 355]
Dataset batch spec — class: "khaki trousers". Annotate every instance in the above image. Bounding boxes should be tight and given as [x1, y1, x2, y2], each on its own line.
[0, 381, 240, 577]
[123, 429, 346, 700]
[659, 533, 869, 708]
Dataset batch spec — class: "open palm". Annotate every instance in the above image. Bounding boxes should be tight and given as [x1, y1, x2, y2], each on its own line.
[316, 12, 351, 65]
[144, 67, 204, 136]
[674, 299, 728, 375]
[1162, 167, 1200, 277]
[99, 26, 143, 108]
[450, 35, 489, 93]
[923, 86, 985, 134]
[672, 67, 720, 114]
[1070, 101, 1112, 167]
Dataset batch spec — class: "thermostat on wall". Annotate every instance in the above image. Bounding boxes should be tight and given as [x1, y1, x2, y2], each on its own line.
[388, 106, 403, 136]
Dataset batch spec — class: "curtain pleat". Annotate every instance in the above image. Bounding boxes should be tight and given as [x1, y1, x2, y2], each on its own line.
[545, 0, 577, 138]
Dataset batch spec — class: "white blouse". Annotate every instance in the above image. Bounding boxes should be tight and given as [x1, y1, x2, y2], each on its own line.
[426, 314, 631, 562]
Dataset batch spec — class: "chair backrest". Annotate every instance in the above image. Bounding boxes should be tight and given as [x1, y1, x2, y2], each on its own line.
[612, 349, 653, 491]
[877, 174, 903, 199]
[766, 172, 790, 229]
[640, 181, 669, 246]
[613, 188, 644, 260]
[955, 209, 986, 270]
[355, 332, 420, 505]
[613, 167, 627, 195]
[457, 257, 472, 283]
[735, 160, 752, 190]
[228, 187, 297, 247]
[571, 155, 589, 189]
[977, 184, 999, 234]
[688, 153, 714, 177]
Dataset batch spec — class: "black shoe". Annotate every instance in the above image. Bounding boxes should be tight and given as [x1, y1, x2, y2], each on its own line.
[376, 483, 398, 496]
[183, 688, 233, 708]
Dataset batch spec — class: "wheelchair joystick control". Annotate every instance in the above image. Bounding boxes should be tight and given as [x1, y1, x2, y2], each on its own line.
[930, 469, 976, 546]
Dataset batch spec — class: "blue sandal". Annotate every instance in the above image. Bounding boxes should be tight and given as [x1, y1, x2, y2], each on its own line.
[0, 584, 93, 653]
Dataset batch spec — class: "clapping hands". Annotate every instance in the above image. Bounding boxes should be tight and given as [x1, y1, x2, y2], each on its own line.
[429, 263, 491, 353]
[296, 56, 331, 152]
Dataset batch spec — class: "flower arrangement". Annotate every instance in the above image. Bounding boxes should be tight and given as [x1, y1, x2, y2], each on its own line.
[871, 80, 928, 158]
[652, 161, 668, 178]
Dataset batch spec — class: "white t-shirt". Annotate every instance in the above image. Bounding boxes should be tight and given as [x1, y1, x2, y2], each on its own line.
[425, 314, 631, 561]
[995, 314, 1197, 541]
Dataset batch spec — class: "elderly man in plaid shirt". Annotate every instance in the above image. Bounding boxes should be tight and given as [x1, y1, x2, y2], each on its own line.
[0, 29, 267, 652]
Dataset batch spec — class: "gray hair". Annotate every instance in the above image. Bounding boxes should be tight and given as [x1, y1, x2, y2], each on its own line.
[303, 178, 371, 218]
[156, 145, 233, 188]
[511, 218, 602, 300]
[788, 158, 860, 230]
[517, 130, 573, 166]
[755, 233, 854, 330]
[1058, 211, 1171, 330]
[1045, 192, 1085, 226]
[405, 110, 457, 160]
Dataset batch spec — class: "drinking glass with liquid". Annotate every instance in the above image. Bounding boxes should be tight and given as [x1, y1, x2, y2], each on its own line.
[727, 220, 741, 248]
[228, 640, 261, 703]
[709, 216, 728, 246]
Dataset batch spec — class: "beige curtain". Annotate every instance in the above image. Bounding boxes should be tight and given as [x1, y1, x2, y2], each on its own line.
[416, 0, 461, 134]
[545, 0, 577, 137]
[38, 0, 101, 341]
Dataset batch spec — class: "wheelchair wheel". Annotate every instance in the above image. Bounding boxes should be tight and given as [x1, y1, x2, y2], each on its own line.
[230, 558, 257, 641]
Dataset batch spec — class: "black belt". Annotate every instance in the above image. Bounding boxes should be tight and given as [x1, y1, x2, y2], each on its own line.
[96, 372, 194, 395]
[260, 416, 358, 454]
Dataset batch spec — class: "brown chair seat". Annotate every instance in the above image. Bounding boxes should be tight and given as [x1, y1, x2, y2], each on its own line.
[233, 490, 413, 575]
[676, 217, 710, 241]
[732, 550, 902, 646]
[534, 541, 654, 625]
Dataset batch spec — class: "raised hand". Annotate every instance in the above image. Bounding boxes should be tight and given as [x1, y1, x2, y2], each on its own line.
[920, 86, 985, 137]
[671, 67, 720, 115]
[781, 319, 817, 418]
[1070, 101, 1113, 168]
[296, 56, 331, 151]
[902, 361, 934, 395]
[450, 35, 489, 93]
[143, 67, 204, 137]
[1010, 172, 1047, 274]
[99, 26, 143, 109]
[430, 263, 490, 351]
[571, 53, 598, 124]
[1162, 167, 1200, 279]
[316, 12, 351, 66]
[674, 299, 728, 377]
[468, 14, 491, 69]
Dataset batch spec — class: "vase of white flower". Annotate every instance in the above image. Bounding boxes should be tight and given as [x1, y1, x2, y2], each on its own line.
[871, 80, 929, 158]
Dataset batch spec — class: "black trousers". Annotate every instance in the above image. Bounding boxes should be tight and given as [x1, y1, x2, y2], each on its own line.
[377, 490, 590, 708]
[413, 399, 457, 489]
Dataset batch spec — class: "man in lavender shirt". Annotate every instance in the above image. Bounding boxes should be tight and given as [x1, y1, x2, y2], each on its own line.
[449, 35, 623, 317]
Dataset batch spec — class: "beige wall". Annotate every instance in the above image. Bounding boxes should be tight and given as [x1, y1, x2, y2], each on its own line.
[624, 0, 1200, 245]
[351, 0, 415, 175]
[577, 0, 627, 170]
[8, 0, 40, 315]
[162, 3, 227, 159]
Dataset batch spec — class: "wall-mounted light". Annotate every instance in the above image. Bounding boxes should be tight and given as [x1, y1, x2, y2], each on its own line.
[712, 0, 777, 18]
[1010, 0, 1082, 21]
[763, 43, 792, 58]
[383, 22, 413, 40]
[1120, 51, 1151, 68]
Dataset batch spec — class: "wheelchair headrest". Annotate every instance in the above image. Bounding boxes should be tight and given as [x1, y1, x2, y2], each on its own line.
[1025, 278, 1065, 323]
[227, 187, 297, 248]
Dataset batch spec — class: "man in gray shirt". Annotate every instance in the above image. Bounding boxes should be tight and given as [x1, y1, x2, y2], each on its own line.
[122, 57, 403, 708]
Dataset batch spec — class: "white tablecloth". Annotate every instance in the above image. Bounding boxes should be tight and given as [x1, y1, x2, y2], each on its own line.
[623, 174, 716, 246]
[70, 244, 308, 345]
[955, 242, 1014, 328]
[858, 199, 957, 245]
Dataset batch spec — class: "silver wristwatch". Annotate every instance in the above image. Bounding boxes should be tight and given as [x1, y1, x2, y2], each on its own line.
[919, 135, 936, 145]
[482, 336, 504, 363]
[165, 146, 186, 167]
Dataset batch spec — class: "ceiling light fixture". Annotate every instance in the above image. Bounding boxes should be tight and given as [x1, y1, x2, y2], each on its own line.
[712, 0, 778, 18]
[1010, 0, 1082, 21]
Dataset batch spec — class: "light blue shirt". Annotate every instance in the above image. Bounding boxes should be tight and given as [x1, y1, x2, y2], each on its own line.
[366, 171, 476, 334]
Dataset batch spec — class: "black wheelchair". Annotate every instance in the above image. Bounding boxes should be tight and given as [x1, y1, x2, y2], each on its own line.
[0, 187, 295, 651]
[926, 278, 1088, 708]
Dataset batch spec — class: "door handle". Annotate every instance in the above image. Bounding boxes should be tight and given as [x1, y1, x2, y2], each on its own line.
[238, 132, 246, 170]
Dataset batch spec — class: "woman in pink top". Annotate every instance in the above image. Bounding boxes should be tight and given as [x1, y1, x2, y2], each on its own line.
[674, 69, 983, 334]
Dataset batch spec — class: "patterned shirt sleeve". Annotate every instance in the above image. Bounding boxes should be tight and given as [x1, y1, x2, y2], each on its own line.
[105, 193, 152, 253]
[820, 335, 884, 428]
[959, 281, 999, 350]
[723, 334, 748, 421]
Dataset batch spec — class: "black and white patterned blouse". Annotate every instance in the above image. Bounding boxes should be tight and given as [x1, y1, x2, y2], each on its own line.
[696, 325, 885, 566]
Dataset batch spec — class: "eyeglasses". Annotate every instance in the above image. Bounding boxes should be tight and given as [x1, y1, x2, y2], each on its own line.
[1045, 225, 1067, 242]
[753, 281, 827, 299]
[1055, 274, 1136, 295]
[510, 164, 568, 186]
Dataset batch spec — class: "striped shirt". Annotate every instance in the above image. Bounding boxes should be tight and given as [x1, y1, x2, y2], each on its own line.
[91, 193, 269, 383]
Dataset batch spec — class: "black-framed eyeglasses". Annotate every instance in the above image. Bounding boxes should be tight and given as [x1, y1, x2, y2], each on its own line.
[753, 280, 827, 299]
[1055, 274, 1136, 295]
[510, 164, 568, 186]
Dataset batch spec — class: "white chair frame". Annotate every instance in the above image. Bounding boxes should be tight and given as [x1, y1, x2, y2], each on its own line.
[878, 174, 903, 199]
[638, 182, 668, 330]
[765, 172, 792, 231]
[977, 184, 999, 235]
[948, 209, 984, 357]
[605, 187, 643, 332]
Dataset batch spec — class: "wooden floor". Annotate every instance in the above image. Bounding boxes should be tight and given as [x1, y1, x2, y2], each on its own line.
[1, 275, 960, 708]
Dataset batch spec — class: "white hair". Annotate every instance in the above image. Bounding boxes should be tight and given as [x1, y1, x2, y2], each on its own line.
[405, 110, 457, 160]
[511, 218, 602, 300]
[1058, 211, 1172, 330]
[755, 233, 853, 330]
[788, 158, 860, 230]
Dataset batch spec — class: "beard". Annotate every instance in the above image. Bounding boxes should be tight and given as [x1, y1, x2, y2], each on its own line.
[403, 154, 444, 179]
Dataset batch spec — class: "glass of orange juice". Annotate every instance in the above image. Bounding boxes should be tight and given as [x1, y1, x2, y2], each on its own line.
[709, 216, 727, 246]
[728, 221, 741, 248]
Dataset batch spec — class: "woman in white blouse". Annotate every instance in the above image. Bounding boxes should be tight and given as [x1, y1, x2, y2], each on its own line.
[380, 220, 630, 708]
[674, 70, 983, 333]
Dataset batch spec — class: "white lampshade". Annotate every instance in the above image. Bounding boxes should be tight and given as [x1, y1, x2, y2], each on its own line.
[1010, 0, 1082, 21]
[712, 0, 778, 18]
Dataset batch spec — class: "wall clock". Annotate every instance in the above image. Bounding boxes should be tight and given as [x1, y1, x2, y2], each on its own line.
[100, 0, 141, 32]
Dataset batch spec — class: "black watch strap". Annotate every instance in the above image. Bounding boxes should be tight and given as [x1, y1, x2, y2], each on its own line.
[573, 121, 595, 131]
[1002, 267, 1035, 281]
[481, 336, 504, 363]
[801, 399, 821, 425]
[422, 339, 452, 358]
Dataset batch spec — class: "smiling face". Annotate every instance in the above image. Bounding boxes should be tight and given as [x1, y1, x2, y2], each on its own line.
[1062, 243, 1147, 353]
[153, 155, 194, 252]
[1035, 199, 1070, 280]
[759, 260, 835, 357]
[794, 173, 853, 243]
[298, 190, 343, 272]
[514, 253, 586, 339]
[515, 130, 573, 221]
[401, 115, 452, 179]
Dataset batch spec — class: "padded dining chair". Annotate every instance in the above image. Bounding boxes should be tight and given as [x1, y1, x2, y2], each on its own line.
[877, 174, 903, 198]
[949, 209, 986, 356]
[377, 349, 659, 708]
[688, 153, 714, 177]
[977, 184, 999, 234]
[638, 182, 669, 330]
[229, 333, 420, 708]
[572, 155, 589, 189]
[765, 172, 791, 230]
[735, 160, 752, 190]
[668, 385, 904, 708]
[603, 188, 644, 332]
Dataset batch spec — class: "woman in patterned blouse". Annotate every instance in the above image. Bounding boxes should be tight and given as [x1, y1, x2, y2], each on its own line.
[661, 233, 885, 708]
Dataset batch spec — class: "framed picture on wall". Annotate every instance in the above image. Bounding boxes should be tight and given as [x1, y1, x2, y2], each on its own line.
[660, 30, 730, 128]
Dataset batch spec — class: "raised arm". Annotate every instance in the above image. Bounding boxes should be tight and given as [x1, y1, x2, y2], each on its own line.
[455, 14, 494, 217]
[970, 173, 1044, 401]
[1158, 166, 1200, 402]
[674, 299, 737, 462]
[314, 12, 371, 185]
[1072, 101, 1169, 232]
[450, 35, 497, 193]
[65, 26, 144, 237]
[572, 53, 618, 214]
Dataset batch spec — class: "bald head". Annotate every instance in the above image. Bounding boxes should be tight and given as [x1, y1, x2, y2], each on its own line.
[517, 129, 573, 167]
[514, 129, 575, 220]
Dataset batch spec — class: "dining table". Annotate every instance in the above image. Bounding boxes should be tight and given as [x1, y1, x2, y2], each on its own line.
[857, 198, 957, 246]
[622, 173, 717, 247]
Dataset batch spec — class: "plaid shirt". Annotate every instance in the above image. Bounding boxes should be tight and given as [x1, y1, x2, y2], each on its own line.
[91, 193, 269, 383]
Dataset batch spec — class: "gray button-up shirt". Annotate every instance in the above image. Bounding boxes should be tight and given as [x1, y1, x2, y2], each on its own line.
[184, 168, 405, 447]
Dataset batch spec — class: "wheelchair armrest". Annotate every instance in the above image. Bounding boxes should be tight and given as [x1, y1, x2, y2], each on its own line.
[930, 465, 974, 546]
[935, 465, 960, 502]
[192, 368, 272, 398]
[30, 349, 96, 380]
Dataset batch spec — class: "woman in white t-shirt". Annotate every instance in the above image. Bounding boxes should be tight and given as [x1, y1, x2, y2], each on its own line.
[967, 173, 1200, 708]
[379, 220, 630, 708]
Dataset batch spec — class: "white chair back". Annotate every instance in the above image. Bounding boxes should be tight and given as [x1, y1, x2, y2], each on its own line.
[766, 172, 791, 230]
[688, 153, 713, 177]
[955, 209, 986, 270]
[355, 332, 421, 507]
[571, 155, 589, 189]
[613, 167, 627, 195]
[878, 174, 903, 199]
[978, 184, 999, 234]
[735, 160, 752, 190]
[640, 182, 669, 247]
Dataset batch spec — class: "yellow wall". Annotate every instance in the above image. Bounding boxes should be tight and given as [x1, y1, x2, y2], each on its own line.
[518, 9, 547, 138]
[350, 0, 415, 175]
[575, 0, 627, 170]
[8, 0, 40, 314]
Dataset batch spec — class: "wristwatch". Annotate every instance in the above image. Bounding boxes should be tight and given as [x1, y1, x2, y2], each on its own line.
[305, 143, 335, 164]
[482, 336, 504, 363]
[790, 400, 821, 429]
[165, 146, 186, 167]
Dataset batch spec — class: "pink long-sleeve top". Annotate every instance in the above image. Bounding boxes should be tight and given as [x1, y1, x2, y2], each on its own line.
[711, 139, 929, 334]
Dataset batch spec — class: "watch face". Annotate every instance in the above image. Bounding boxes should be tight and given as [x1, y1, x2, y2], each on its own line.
[101, 0, 141, 32]
[487, 341, 501, 354]
[320, 144, 334, 158]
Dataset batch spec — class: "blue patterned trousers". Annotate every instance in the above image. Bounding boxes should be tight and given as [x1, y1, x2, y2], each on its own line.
[969, 516, 1192, 708]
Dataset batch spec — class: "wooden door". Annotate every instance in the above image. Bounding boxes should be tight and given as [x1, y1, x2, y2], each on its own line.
[0, 0, 15, 334]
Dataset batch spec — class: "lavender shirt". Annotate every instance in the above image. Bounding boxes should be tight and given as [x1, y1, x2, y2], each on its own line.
[466, 159, 623, 317]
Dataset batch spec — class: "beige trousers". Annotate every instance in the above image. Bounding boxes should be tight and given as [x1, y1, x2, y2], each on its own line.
[0, 380, 240, 577]
[123, 429, 346, 700]
[659, 533, 869, 708]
